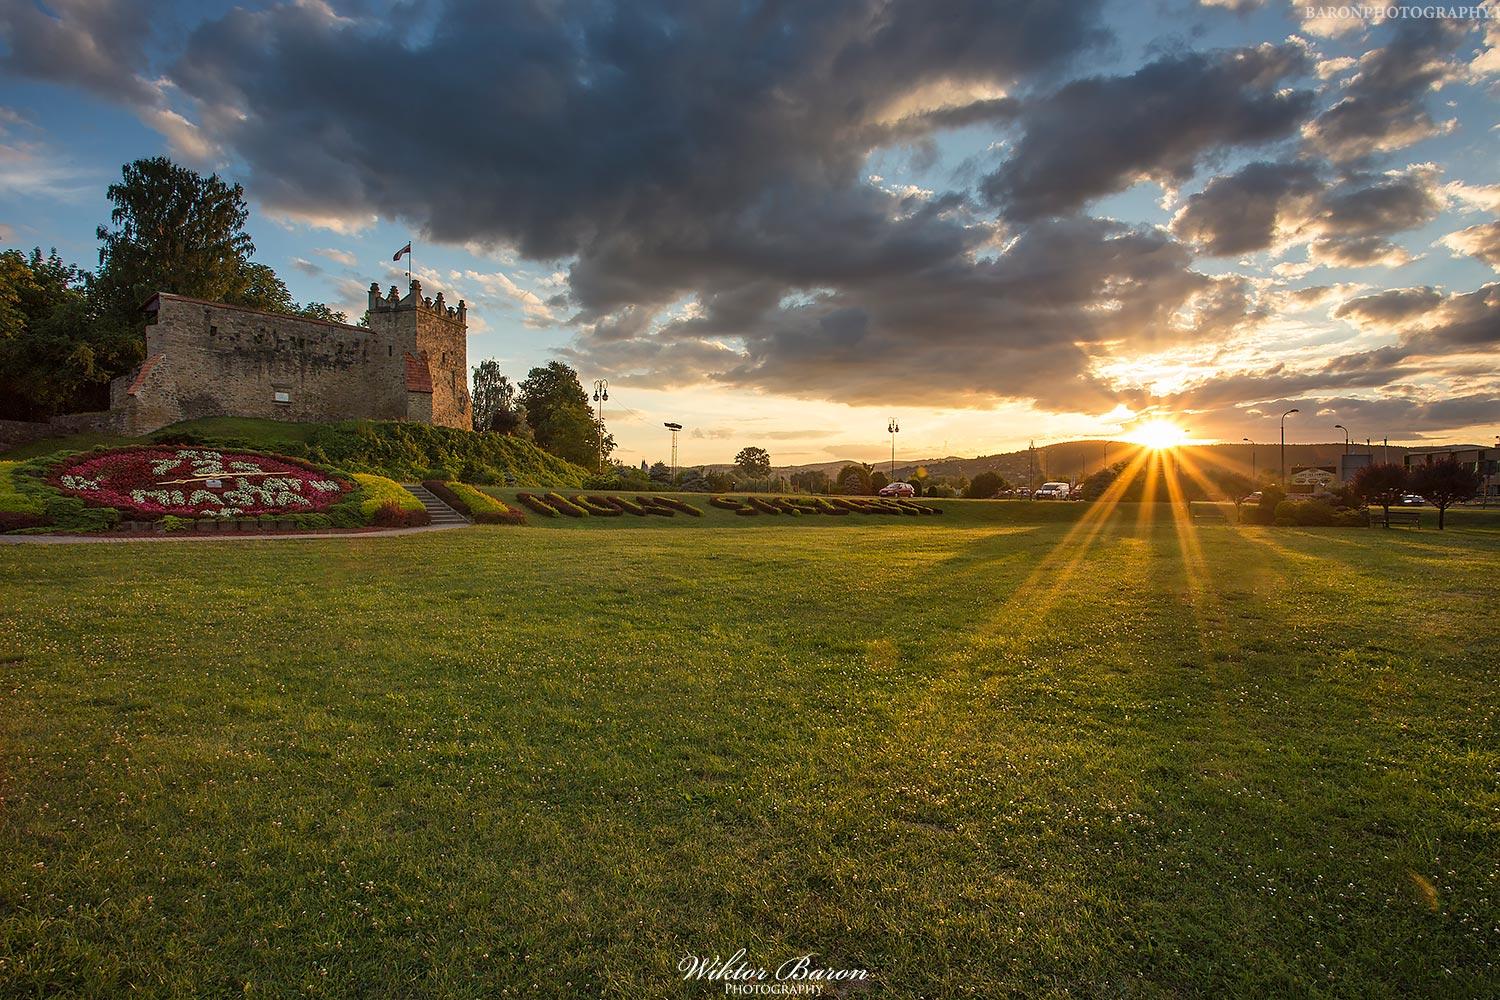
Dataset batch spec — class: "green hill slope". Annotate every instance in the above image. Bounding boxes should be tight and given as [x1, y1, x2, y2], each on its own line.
[1, 417, 590, 488]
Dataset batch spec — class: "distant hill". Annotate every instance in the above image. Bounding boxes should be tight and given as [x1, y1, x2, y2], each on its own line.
[753, 439, 1475, 487]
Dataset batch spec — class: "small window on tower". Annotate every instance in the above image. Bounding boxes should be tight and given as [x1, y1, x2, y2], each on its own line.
[273, 390, 291, 404]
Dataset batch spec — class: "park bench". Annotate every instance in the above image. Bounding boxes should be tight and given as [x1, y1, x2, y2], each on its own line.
[1383, 509, 1420, 528]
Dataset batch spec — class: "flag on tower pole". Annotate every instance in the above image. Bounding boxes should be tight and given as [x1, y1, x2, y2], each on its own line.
[393, 242, 412, 288]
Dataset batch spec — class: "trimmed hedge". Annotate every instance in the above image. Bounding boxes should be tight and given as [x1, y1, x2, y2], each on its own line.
[425, 480, 526, 524]
[710, 496, 747, 511]
[652, 496, 704, 516]
[544, 492, 590, 517]
[573, 495, 624, 516]
[516, 492, 560, 517]
[607, 496, 649, 516]
[350, 474, 430, 527]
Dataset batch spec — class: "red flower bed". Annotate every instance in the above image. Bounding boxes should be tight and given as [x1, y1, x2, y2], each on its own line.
[50, 447, 351, 519]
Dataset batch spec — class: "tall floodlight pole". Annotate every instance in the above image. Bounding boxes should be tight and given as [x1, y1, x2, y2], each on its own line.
[1281, 408, 1299, 488]
[887, 418, 899, 479]
[1242, 437, 1255, 484]
[591, 379, 609, 474]
[664, 422, 682, 479]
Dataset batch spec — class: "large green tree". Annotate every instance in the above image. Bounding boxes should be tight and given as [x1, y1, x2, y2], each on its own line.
[92, 157, 260, 327]
[1409, 459, 1482, 529]
[0, 249, 101, 419]
[734, 446, 772, 478]
[471, 359, 530, 436]
[518, 361, 613, 468]
[1352, 463, 1409, 528]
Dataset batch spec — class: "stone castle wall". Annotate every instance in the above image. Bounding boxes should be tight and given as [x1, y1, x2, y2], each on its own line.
[105, 279, 470, 436]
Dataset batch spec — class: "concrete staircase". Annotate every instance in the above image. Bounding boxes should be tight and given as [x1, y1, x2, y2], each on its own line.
[402, 483, 470, 528]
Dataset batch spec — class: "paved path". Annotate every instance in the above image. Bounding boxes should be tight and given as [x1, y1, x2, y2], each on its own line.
[0, 522, 471, 545]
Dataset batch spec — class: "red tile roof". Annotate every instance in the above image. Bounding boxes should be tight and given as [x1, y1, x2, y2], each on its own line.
[126, 353, 165, 396]
[403, 351, 433, 393]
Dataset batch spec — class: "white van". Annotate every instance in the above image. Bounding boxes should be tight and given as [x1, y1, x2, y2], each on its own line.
[1035, 481, 1071, 499]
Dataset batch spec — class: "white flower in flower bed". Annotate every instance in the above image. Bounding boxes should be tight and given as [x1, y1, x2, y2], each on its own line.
[60, 474, 102, 491]
[308, 479, 342, 493]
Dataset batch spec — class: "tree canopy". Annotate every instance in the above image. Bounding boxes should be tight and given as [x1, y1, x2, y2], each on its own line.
[734, 447, 772, 478]
[519, 361, 613, 468]
[1409, 460, 1482, 529]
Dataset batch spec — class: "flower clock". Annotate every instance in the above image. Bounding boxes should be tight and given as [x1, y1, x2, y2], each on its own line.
[51, 447, 351, 519]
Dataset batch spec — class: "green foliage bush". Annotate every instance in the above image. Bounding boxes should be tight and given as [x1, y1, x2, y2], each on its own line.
[709, 496, 746, 511]
[516, 492, 560, 517]
[350, 473, 426, 526]
[543, 492, 589, 517]
[572, 495, 623, 516]
[607, 496, 648, 516]
[424, 480, 526, 524]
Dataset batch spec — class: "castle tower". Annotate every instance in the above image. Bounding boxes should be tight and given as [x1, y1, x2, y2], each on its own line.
[366, 279, 471, 429]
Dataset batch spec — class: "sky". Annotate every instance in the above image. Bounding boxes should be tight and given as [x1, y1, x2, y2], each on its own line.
[1, 0, 1497, 468]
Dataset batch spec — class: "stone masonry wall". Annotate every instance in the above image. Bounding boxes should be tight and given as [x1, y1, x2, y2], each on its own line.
[132, 295, 411, 432]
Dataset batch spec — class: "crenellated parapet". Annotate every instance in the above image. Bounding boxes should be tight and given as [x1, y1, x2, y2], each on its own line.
[367, 279, 467, 327]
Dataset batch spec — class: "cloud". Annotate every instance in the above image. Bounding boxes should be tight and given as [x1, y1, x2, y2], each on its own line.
[1170, 161, 1323, 255]
[313, 247, 358, 268]
[1171, 160, 1443, 265]
[0, 0, 157, 105]
[1303, 17, 1472, 162]
[1442, 221, 1500, 272]
[1336, 282, 1500, 354]
[982, 43, 1315, 220]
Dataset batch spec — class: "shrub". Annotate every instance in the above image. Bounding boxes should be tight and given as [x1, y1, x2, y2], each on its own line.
[574, 495, 624, 516]
[1333, 508, 1371, 527]
[544, 492, 590, 517]
[0, 510, 47, 532]
[424, 480, 526, 524]
[748, 497, 781, 515]
[370, 500, 431, 528]
[639, 498, 676, 517]
[517, 492, 560, 517]
[709, 496, 747, 511]
[926, 484, 956, 498]
[159, 515, 193, 532]
[607, 496, 648, 515]
[351, 473, 426, 525]
[1292, 500, 1337, 527]
[650, 496, 704, 516]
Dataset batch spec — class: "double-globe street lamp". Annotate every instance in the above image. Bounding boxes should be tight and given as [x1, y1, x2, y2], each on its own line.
[591, 379, 609, 474]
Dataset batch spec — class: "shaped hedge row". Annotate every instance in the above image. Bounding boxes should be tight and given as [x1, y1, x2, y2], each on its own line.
[516, 492, 561, 517]
[572, 495, 624, 516]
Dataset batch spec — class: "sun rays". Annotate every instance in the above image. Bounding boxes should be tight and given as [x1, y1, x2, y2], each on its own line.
[984, 442, 1255, 655]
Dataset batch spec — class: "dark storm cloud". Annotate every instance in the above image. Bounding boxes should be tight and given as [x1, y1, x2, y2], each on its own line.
[0, 0, 158, 104]
[1170, 161, 1322, 256]
[982, 42, 1315, 221]
[1303, 17, 1470, 162]
[1171, 160, 1442, 262]
[169, 0, 1107, 259]
[1336, 283, 1500, 353]
[570, 216, 1258, 406]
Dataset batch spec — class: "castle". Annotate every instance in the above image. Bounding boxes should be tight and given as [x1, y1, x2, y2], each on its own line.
[105, 279, 471, 436]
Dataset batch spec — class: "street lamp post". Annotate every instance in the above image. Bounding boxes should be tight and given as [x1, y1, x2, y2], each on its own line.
[1280, 408, 1299, 489]
[887, 418, 900, 480]
[1242, 437, 1255, 485]
[591, 378, 609, 474]
[1334, 423, 1350, 455]
[663, 422, 682, 480]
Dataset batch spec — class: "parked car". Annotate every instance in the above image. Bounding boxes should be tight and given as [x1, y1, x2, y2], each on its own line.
[1240, 491, 1263, 505]
[878, 481, 916, 497]
[1397, 494, 1427, 506]
[1034, 482, 1071, 500]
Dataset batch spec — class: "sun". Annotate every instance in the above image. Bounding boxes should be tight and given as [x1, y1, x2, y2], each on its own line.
[1127, 419, 1189, 450]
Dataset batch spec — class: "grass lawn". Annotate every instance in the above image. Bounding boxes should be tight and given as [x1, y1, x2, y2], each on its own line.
[0, 506, 1495, 997]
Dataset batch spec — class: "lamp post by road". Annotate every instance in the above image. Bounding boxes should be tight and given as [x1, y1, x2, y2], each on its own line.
[887, 418, 900, 480]
[591, 379, 609, 474]
[663, 422, 682, 479]
[1335, 423, 1350, 455]
[1280, 408, 1299, 488]
[1242, 437, 1255, 486]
